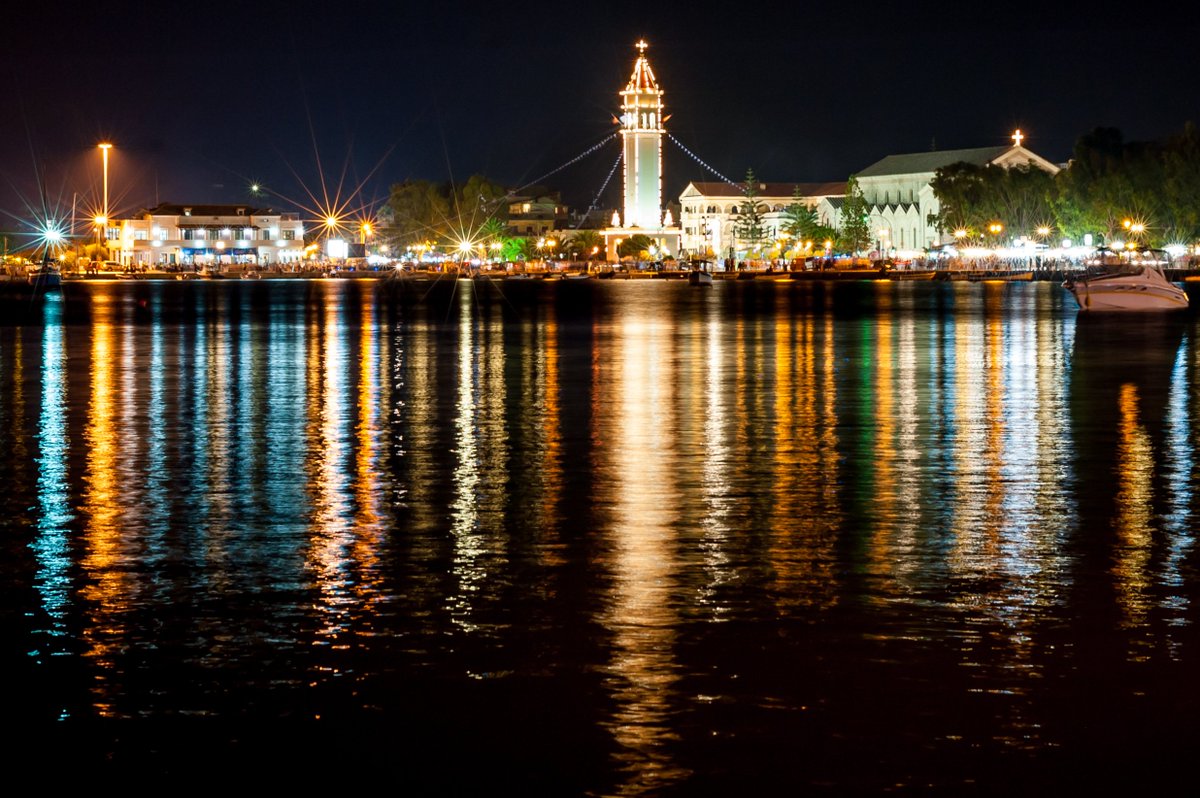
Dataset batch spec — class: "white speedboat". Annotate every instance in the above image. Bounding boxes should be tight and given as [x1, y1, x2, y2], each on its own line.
[1065, 265, 1188, 312]
[688, 270, 713, 286]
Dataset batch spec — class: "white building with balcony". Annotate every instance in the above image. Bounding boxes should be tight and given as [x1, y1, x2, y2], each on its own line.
[678, 181, 846, 260]
[111, 203, 306, 267]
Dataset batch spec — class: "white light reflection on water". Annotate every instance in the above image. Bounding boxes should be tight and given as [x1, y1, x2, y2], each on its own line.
[352, 289, 386, 595]
[143, 293, 169, 588]
[448, 285, 486, 631]
[308, 283, 357, 643]
[1161, 341, 1194, 650]
[698, 307, 733, 617]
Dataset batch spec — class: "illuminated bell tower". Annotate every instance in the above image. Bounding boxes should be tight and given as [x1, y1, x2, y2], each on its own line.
[620, 40, 664, 229]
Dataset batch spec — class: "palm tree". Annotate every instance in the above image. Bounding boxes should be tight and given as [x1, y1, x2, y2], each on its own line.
[617, 234, 653, 259]
[564, 229, 604, 260]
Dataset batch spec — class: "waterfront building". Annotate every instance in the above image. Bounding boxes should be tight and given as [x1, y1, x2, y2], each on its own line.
[110, 203, 306, 267]
[507, 194, 568, 236]
[602, 40, 681, 261]
[678, 181, 846, 260]
[855, 134, 1060, 253]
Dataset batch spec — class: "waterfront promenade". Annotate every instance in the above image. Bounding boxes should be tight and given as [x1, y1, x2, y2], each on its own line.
[14, 262, 1200, 284]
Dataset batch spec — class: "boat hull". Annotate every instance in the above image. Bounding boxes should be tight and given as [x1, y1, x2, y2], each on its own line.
[1067, 268, 1188, 312]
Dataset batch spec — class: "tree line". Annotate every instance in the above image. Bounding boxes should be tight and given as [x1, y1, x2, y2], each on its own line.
[732, 169, 871, 256]
[383, 175, 633, 259]
[930, 124, 1200, 248]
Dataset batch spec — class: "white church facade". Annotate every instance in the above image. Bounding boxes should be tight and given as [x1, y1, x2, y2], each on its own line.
[855, 133, 1061, 254]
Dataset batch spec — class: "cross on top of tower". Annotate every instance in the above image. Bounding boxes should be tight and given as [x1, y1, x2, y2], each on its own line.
[1012, 129, 1024, 147]
[636, 39, 648, 53]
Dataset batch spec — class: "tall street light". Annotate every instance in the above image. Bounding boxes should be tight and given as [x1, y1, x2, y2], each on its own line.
[98, 143, 113, 258]
[98, 143, 113, 221]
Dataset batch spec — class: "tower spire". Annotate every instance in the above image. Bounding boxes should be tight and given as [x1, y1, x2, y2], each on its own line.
[619, 40, 664, 229]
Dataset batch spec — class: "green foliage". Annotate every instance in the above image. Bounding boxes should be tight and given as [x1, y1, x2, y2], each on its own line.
[501, 236, 536, 262]
[478, 217, 508, 245]
[1052, 125, 1200, 245]
[563, 229, 604, 258]
[385, 179, 451, 247]
[930, 162, 1055, 239]
[454, 175, 510, 228]
[782, 186, 820, 241]
[617, 234, 653, 258]
[385, 174, 509, 249]
[837, 176, 872, 254]
[734, 169, 769, 253]
[808, 224, 839, 249]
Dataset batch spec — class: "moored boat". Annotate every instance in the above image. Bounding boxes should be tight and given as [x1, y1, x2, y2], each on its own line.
[27, 263, 62, 289]
[1065, 264, 1188, 311]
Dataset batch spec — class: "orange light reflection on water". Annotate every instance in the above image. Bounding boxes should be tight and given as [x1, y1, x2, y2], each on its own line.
[597, 298, 687, 794]
[79, 291, 125, 714]
[1113, 382, 1153, 631]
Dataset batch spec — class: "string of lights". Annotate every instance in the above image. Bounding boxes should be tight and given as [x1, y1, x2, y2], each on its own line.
[576, 152, 623, 229]
[511, 132, 619, 196]
[667, 134, 742, 190]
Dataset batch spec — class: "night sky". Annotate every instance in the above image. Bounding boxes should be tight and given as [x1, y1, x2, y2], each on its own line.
[2, 0, 1196, 231]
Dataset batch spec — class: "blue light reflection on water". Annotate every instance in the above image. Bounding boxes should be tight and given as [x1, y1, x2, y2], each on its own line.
[3, 279, 1200, 790]
[32, 294, 72, 646]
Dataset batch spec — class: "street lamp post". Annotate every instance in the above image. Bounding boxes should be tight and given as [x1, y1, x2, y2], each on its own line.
[98, 142, 113, 226]
[96, 143, 113, 263]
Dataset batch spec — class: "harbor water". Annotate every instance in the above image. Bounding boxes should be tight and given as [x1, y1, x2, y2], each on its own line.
[2, 279, 1198, 792]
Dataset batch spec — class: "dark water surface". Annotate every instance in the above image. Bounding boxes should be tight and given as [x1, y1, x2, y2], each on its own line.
[2, 279, 1198, 792]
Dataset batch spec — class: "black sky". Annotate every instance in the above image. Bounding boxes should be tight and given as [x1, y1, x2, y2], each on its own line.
[2, 0, 1196, 232]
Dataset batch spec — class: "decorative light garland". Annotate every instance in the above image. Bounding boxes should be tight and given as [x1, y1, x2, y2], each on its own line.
[512, 132, 620, 196]
[667, 134, 742, 190]
[575, 151, 623, 229]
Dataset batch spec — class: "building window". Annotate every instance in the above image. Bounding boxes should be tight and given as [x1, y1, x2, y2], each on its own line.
[282, 229, 295, 241]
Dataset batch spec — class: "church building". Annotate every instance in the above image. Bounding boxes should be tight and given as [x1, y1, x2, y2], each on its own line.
[855, 131, 1061, 253]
